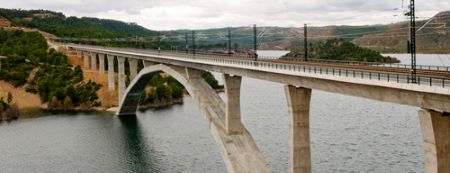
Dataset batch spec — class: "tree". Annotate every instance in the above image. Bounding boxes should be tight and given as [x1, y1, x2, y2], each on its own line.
[63, 96, 74, 110]
[7, 92, 13, 104]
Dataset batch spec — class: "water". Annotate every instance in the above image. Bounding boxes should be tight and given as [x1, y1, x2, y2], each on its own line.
[1, 52, 448, 172]
[384, 54, 450, 66]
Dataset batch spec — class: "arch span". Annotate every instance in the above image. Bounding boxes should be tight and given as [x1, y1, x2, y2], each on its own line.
[117, 64, 271, 173]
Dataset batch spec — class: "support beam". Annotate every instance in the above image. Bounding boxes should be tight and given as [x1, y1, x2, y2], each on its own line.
[118, 64, 270, 173]
[143, 60, 155, 68]
[418, 109, 450, 173]
[90, 52, 97, 71]
[223, 74, 244, 135]
[83, 51, 90, 69]
[129, 58, 138, 81]
[118, 57, 126, 102]
[98, 53, 105, 73]
[107, 55, 115, 91]
[285, 85, 312, 173]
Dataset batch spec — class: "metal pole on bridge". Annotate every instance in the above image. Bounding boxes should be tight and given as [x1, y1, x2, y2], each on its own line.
[185, 32, 189, 54]
[228, 27, 232, 56]
[406, 0, 417, 83]
[253, 24, 258, 61]
[304, 24, 308, 62]
[192, 30, 196, 57]
[157, 32, 161, 54]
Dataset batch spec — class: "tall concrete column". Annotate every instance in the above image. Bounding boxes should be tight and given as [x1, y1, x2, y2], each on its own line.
[129, 58, 138, 81]
[418, 109, 450, 173]
[223, 74, 244, 135]
[143, 60, 155, 68]
[76, 50, 81, 58]
[285, 85, 312, 173]
[118, 57, 126, 102]
[107, 55, 115, 91]
[98, 53, 105, 73]
[83, 51, 90, 69]
[90, 52, 97, 71]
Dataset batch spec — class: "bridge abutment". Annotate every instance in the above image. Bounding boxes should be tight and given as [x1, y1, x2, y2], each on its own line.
[107, 55, 116, 91]
[98, 53, 105, 73]
[285, 85, 312, 173]
[83, 51, 90, 69]
[419, 109, 450, 173]
[223, 74, 244, 135]
[118, 56, 126, 102]
[90, 52, 98, 71]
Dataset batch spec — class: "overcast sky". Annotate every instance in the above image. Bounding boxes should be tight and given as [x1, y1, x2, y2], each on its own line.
[1, 0, 448, 30]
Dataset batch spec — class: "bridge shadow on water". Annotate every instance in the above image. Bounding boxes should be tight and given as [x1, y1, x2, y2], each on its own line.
[118, 114, 164, 172]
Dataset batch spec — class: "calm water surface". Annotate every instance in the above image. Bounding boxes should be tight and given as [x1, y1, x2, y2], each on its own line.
[1, 52, 447, 172]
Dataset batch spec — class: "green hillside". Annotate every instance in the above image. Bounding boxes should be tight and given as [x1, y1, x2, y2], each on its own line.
[0, 8, 157, 38]
[284, 39, 399, 63]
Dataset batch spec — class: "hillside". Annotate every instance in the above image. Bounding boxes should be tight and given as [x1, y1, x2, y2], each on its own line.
[1, 8, 448, 53]
[353, 11, 450, 53]
[284, 39, 399, 63]
[163, 25, 388, 51]
[0, 8, 159, 48]
[167, 11, 448, 53]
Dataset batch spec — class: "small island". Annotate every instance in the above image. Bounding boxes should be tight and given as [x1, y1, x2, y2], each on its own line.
[283, 39, 400, 63]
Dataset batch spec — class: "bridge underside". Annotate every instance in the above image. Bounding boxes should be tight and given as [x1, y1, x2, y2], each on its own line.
[118, 64, 271, 173]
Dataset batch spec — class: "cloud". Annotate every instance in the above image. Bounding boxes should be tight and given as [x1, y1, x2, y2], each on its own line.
[1, 0, 448, 30]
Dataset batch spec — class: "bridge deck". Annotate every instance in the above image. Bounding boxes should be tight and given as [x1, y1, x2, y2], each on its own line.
[67, 44, 450, 91]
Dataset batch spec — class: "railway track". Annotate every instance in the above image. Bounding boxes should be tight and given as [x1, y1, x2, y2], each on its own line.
[262, 59, 450, 79]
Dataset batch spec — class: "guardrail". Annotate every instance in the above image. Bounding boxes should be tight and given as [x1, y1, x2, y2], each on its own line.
[66, 44, 450, 88]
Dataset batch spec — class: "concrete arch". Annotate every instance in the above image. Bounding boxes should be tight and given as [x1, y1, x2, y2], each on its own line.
[117, 64, 271, 173]
[117, 64, 223, 116]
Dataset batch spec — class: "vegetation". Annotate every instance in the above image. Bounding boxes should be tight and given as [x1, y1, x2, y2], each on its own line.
[0, 9, 226, 110]
[0, 29, 100, 109]
[139, 74, 184, 106]
[139, 71, 222, 107]
[0, 92, 19, 121]
[202, 71, 221, 89]
[283, 39, 399, 63]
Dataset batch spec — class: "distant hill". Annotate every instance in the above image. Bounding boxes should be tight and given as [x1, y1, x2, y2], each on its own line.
[0, 8, 157, 39]
[283, 39, 399, 63]
[1, 8, 448, 53]
[164, 25, 388, 50]
[168, 11, 449, 53]
[353, 11, 450, 53]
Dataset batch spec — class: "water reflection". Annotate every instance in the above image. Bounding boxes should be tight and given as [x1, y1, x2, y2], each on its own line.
[119, 115, 162, 173]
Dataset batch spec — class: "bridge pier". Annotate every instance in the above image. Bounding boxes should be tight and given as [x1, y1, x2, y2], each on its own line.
[118, 56, 126, 102]
[76, 50, 81, 58]
[285, 85, 312, 173]
[83, 51, 90, 69]
[107, 55, 116, 91]
[90, 52, 98, 71]
[129, 58, 138, 81]
[223, 74, 244, 135]
[98, 53, 105, 73]
[418, 109, 450, 173]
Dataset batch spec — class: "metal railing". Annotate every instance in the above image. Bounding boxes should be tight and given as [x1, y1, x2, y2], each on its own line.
[67, 44, 450, 88]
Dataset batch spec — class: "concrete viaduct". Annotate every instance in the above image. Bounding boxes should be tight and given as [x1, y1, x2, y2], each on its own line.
[67, 44, 449, 173]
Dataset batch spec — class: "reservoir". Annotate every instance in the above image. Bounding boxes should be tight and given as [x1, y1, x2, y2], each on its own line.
[1, 52, 447, 172]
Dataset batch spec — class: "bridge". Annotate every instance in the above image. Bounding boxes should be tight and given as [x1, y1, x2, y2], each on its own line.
[64, 44, 449, 173]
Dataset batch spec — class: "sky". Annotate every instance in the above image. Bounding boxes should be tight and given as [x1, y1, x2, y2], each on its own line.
[1, 0, 449, 30]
